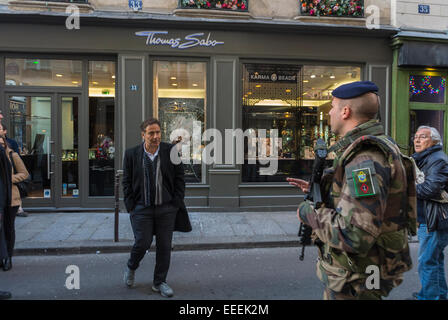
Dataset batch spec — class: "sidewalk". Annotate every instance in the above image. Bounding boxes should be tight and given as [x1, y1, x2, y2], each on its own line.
[14, 210, 302, 256]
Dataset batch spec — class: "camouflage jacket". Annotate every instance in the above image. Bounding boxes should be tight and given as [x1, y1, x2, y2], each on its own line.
[298, 120, 415, 296]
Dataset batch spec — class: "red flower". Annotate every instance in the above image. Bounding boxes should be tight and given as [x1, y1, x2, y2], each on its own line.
[241, 3, 246, 10]
[206, 1, 211, 7]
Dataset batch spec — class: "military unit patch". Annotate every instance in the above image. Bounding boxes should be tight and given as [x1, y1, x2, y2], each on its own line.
[351, 168, 376, 197]
[345, 160, 380, 199]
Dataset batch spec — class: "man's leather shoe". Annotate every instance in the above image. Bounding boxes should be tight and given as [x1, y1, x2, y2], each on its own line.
[123, 267, 135, 287]
[152, 282, 174, 298]
[0, 291, 11, 300]
[2, 258, 11, 271]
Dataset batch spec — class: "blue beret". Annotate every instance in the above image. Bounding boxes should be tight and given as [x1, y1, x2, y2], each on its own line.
[332, 81, 379, 99]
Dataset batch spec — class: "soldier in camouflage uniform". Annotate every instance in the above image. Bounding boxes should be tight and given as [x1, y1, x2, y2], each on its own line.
[288, 81, 417, 300]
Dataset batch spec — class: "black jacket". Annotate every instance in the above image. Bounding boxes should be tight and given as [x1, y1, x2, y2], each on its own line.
[412, 145, 448, 231]
[0, 145, 12, 260]
[122, 142, 191, 232]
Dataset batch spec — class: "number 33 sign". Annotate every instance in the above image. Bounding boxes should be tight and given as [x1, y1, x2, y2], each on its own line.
[129, 0, 142, 11]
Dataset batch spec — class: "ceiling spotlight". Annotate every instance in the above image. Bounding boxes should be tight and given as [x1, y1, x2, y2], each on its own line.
[255, 84, 261, 88]
[172, 83, 178, 86]
[285, 89, 291, 93]
[112, 75, 116, 79]
[330, 75, 335, 79]
[56, 74, 63, 77]
[192, 83, 198, 87]
[310, 75, 316, 79]
[170, 77, 177, 80]
[303, 80, 309, 83]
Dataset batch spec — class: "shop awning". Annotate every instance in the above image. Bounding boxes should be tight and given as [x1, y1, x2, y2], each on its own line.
[395, 30, 448, 67]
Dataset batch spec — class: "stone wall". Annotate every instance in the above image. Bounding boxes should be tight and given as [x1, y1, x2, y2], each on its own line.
[89, 0, 177, 13]
[5, 0, 397, 27]
[396, 0, 448, 30]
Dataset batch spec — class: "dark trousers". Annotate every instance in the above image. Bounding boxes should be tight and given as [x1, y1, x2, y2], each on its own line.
[4, 206, 18, 258]
[127, 204, 177, 285]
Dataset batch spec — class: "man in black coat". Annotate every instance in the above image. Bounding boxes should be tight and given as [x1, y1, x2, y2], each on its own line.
[411, 126, 448, 300]
[0, 143, 12, 299]
[122, 118, 191, 298]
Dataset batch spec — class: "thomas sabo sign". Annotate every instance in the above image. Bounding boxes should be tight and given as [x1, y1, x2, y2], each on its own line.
[135, 31, 224, 50]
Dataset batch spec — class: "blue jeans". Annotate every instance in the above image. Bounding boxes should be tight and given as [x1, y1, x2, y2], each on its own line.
[417, 224, 448, 300]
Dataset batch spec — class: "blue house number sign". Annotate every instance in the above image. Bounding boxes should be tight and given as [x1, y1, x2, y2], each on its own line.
[129, 0, 142, 11]
[418, 5, 430, 14]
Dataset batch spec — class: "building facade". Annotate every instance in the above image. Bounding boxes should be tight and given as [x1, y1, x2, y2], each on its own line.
[0, 0, 395, 211]
[392, 1, 448, 155]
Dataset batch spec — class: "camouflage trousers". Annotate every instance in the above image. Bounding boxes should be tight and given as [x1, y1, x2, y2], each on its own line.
[323, 279, 383, 300]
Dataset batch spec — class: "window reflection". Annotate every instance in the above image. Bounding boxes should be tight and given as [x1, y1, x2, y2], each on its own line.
[9, 96, 52, 198]
[242, 64, 361, 182]
[88, 61, 116, 197]
[61, 97, 79, 198]
[153, 61, 206, 183]
[5, 58, 82, 87]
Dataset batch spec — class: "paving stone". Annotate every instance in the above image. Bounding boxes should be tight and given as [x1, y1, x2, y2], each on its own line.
[231, 223, 255, 236]
[246, 218, 285, 235]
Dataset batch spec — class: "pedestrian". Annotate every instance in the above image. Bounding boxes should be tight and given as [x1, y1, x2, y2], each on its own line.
[288, 81, 417, 300]
[122, 118, 191, 298]
[0, 135, 29, 271]
[410, 126, 448, 300]
[0, 122, 27, 217]
[0, 123, 20, 155]
[0, 141, 12, 299]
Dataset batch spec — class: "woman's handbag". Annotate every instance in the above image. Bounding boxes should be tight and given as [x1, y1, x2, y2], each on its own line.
[9, 152, 30, 198]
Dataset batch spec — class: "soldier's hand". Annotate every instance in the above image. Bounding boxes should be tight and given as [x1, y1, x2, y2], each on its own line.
[287, 177, 310, 193]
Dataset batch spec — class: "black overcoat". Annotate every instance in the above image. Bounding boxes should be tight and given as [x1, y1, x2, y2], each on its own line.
[122, 142, 192, 232]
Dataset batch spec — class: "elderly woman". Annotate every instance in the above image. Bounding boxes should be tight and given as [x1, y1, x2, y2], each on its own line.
[411, 126, 448, 300]
[0, 135, 29, 271]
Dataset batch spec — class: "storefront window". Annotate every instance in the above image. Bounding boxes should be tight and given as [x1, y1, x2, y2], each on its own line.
[409, 75, 446, 104]
[88, 61, 116, 197]
[5, 58, 82, 87]
[153, 61, 207, 183]
[242, 64, 361, 182]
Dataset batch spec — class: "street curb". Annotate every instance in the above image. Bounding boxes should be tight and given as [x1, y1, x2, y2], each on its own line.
[14, 240, 301, 256]
[13, 239, 419, 256]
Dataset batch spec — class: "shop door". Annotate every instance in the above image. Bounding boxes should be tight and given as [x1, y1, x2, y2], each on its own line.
[7, 94, 82, 208]
[57, 95, 81, 206]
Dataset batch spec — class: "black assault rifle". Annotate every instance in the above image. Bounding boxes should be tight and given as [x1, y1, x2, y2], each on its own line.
[298, 138, 328, 261]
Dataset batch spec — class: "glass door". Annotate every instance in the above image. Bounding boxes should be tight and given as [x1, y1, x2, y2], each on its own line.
[57, 95, 80, 206]
[7, 94, 82, 207]
[8, 95, 56, 205]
